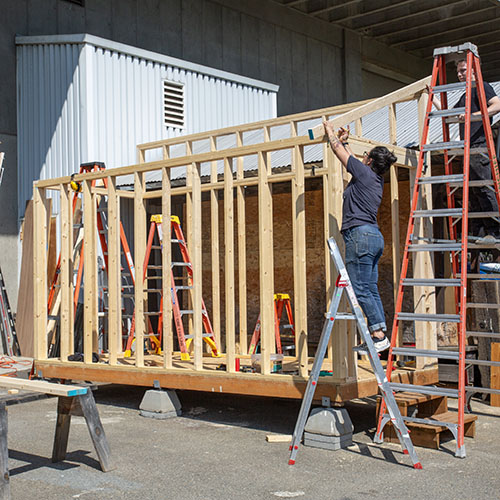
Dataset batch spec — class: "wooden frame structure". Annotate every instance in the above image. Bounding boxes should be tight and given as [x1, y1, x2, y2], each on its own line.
[33, 76, 440, 400]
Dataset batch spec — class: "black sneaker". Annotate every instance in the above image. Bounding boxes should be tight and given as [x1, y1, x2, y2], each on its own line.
[352, 336, 390, 356]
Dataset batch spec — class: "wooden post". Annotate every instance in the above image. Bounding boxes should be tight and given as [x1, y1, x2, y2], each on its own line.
[224, 157, 236, 372]
[258, 150, 275, 375]
[134, 172, 146, 368]
[414, 93, 437, 369]
[292, 144, 309, 377]
[209, 137, 222, 350]
[83, 180, 98, 363]
[107, 176, 120, 365]
[389, 103, 402, 347]
[60, 183, 73, 361]
[0, 402, 9, 500]
[162, 165, 173, 369]
[190, 161, 203, 370]
[236, 132, 248, 354]
[492, 343, 500, 407]
[34, 186, 48, 360]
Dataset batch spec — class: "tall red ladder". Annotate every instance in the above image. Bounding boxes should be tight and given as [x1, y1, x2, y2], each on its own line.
[248, 293, 296, 355]
[123, 214, 220, 360]
[376, 43, 500, 458]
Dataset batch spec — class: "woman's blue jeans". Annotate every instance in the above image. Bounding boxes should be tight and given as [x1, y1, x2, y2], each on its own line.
[342, 224, 387, 334]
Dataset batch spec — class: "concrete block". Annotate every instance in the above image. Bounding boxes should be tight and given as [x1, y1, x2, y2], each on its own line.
[139, 389, 181, 419]
[304, 407, 353, 437]
[304, 432, 353, 451]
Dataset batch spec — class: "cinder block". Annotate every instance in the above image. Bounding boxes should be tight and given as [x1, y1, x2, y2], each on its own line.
[139, 389, 181, 419]
[304, 432, 353, 451]
[304, 407, 353, 437]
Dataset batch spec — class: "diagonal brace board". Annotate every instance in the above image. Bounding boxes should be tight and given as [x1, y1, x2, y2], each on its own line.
[308, 76, 431, 140]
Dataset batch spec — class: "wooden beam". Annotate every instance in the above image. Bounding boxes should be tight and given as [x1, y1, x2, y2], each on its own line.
[258, 150, 275, 375]
[162, 165, 173, 369]
[34, 187, 48, 360]
[83, 180, 98, 364]
[134, 172, 146, 368]
[210, 137, 221, 351]
[59, 184, 73, 361]
[236, 133, 248, 354]
[389, 103, 402, 347]
[292, 144, 308, 377]
[107, 177, 120, 366]
[191, 161, 203, 371]
[224, 157, 236, 372]
[0, 377, 88, 397]
[308, 76, 431, 140]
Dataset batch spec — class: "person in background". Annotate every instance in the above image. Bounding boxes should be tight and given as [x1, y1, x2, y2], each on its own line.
[430, 58, 500, 243]
[323, 121, 397, 354]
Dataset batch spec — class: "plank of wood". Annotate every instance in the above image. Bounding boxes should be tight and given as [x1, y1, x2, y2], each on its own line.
[16, 200, 34, 357]
[52, 396, 74, 462]
[0, 377, 87, 396]
[78, 390, 114, 471]
[308, 76, 431, 139]
[492, 343, 500, 407]
[266, 434, 292, 443]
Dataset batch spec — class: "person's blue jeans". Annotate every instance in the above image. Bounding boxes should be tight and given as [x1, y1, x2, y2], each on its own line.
[342, 224, 387, 334]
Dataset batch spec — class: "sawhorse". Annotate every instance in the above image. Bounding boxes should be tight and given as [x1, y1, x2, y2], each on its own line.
[0, 377, 113, 499]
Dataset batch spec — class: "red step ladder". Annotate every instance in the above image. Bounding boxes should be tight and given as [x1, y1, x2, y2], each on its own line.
[124, 215, 219, 360]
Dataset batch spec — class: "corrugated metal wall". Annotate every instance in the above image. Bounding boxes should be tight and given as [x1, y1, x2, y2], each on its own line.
[16, 35, 278, 219]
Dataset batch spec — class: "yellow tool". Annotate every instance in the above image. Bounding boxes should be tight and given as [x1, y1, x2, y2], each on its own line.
[69, 174, 82, 192]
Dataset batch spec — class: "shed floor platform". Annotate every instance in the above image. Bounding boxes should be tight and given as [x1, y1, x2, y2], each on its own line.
[34, 354, 439, 402]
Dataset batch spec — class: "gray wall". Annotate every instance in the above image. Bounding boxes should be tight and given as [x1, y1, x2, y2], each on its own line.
[0, 0, 430, 310]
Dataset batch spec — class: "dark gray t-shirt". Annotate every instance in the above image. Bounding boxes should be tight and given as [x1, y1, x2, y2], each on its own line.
[341, 155, 384, 232]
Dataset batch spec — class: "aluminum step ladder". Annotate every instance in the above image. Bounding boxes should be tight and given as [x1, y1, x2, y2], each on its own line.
[288, 238, 422, 469]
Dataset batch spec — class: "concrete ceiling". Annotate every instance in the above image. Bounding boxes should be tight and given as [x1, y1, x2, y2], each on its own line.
[272, 0, 500, 82]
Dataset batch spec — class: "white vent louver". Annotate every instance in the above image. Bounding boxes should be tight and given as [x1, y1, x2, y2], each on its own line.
[163, 80, 185, 129]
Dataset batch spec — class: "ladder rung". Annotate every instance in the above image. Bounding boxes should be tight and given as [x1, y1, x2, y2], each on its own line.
[432, 82, 468, 93]
[418, 174, 463, 185]
[403, 278, 460, 287]
[400, 415, 458, 430]
[391, 347, 459, 360]
[389, 383, 459, 398]
[151, 245, 162, 250]
[397, 312, 460, 322]
[172, 262, 191, 267]
[184, 333, 213, 339]
[466, 359, 500, 367]
[466, 302, 500, 309]
[429, 107, 465, 118]
[468, 211, 500, 219]
[47, 315, 59, 321]
[335, 313, 356, 320]
[408, 243, 461, 251]
[413, 208, 462, 218]
[445, 114, 484, 124]
[147, 265, 162, 270]
[171, 239, 185, 244]
[180, 309, 194, 315]
[466, 331, 500, 340]
[144, 312, 160, 316]
[145, 289, 162, 293]
[465, 386, 500, 395]
[175, 285, 192, 290]
[422, 140, 464, 152]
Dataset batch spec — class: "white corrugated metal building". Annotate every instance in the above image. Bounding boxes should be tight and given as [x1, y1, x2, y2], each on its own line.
[16, 33, 279, 221]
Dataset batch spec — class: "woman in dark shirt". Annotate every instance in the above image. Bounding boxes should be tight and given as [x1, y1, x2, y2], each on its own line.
[323, 120, 397, 354]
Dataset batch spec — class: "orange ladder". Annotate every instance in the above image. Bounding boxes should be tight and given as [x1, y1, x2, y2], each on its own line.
[248, 293, 295, 355]
[124, 215, 219, 360]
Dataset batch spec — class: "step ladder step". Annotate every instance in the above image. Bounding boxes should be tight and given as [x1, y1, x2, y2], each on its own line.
[466, 358, 500, 367]
[401, 415, 458, 431]
[418, 174, 463, 185]
[465, 386, 500, 395]
[445, 114, 484, 124]
[432, 82, 468, 93]
[466, 331, 500, 340]
[403, 278, 461, 287]
[172, 262, 191, 267]
[175, 285, 193, 290]
[184, 333, 213, 339]
[413, 208, 462, 217]
[147, 265, 163, 270]
[466, 302, 500, 309]
[422, 140, 464, 152]
[391, 347, 459, 360]
[408, 242, 461, 251]
[429, 107, 465, 118]
[397, 312, 460, 322]
[335, 313, 356, 320]
[390, 383, 459, 398]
